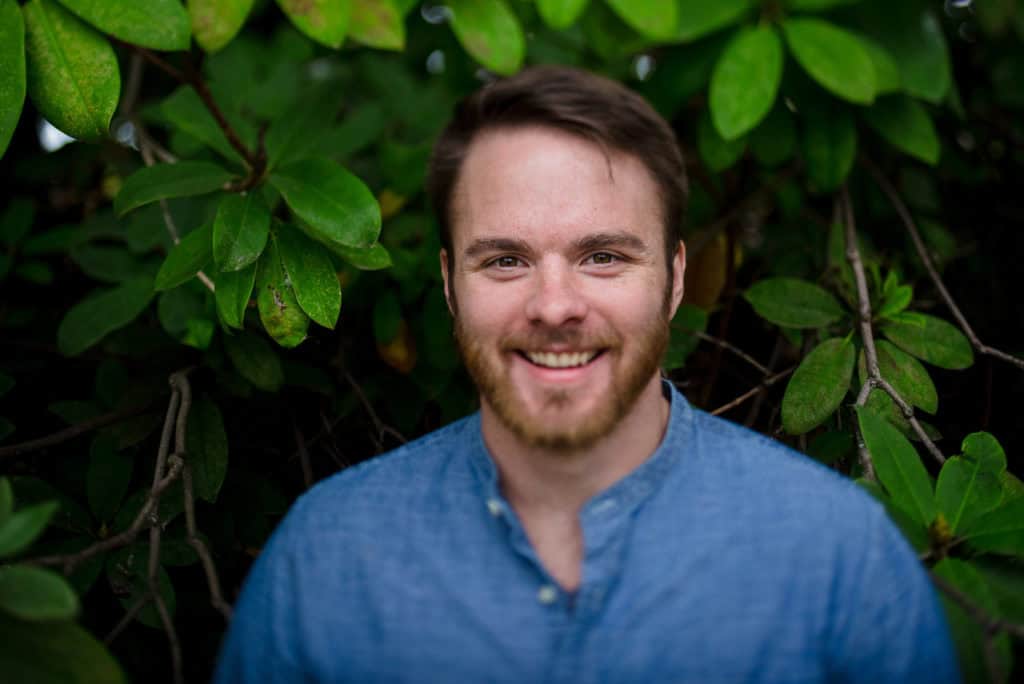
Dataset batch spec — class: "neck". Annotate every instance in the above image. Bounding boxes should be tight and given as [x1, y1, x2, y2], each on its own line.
[480, 374, 671, 515]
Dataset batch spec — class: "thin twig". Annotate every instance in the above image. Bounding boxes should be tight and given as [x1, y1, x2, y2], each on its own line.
[174, 373, 233, 621]
[152, 588, 184, 684]
[343, 371, 407, 448]
[0, 402, 151, 459]
[841, 189, 945, 470]
[685, 329, 770, 375]
[293, 415, 314, 490]
[862, 157, 1024, 372]
[710, 366, 796, 416]
[28, 458, 184, 572]
[104, 593, 151, 645]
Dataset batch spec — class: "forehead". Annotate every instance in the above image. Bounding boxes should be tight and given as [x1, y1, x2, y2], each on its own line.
[449, 126, 663, 251]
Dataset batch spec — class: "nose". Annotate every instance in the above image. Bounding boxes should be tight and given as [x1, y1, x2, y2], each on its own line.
[523, 259, 589, 327]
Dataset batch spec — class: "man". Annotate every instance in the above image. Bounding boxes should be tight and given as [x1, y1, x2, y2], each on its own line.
[215, 66, 959, 683]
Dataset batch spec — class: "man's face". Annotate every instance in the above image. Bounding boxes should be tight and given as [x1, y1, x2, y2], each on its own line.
[442, 126, 685, 451]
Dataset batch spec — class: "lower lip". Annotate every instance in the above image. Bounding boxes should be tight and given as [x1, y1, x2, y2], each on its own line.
[514, 351, 606, 384]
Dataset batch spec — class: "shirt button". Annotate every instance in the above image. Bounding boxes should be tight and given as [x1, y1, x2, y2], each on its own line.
[486, 499, 502, 517]
[537, 585, 558, 605]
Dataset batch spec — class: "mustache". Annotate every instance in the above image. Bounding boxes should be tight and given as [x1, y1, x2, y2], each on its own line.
[498, 326, 620, 351]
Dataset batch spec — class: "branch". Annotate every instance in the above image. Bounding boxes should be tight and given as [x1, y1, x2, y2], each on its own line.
[173, 372, 233, 622]
[929, 570, 1024, 684]
[343, 370, 407, 449]
[710, 366, 796, 416]
[684, 329, 770, 376]
[0, 402, 151, 459]
[841, 188, 945, 472]
[862, 158, 1024, 372]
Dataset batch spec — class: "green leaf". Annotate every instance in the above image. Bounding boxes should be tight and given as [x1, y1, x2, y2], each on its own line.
[215, 261, 256, 329]
[57, 277, 154, 356]
[876, 285, 912, 320]
[373, 290, 402, 345]
[802, 102, 856, 193]
[186, 394, 228, 503]
[933, 558, 1012, 684]
[863, 96, 940, 165]
[963, 496, 1024, 558]
[808, 430, 854, 465]
[188, 0, 253, 52]
[0, 501, 58, 559]
[973, 556, 1024, 624]
[743, 277, 844, 328]
[23, 0, 120, 141]
[881, 313, 974, 370]
[0, 612, 125, 683]
[213, 192, 270, 272]
[709, 25, 783, 140]
[223, 330, 284, 391]
[270, 158, 381, 249]
[605, 0, 676, 40]
[858, 36, 900, 95]
[782, 18, 875, 105]
[856, 406, 936, 525]
[160, 86, 251, 164]
[277, 226, 341, 329]
[447, 0, 525, 76]
[665, 304, 709, 371]
[154, 222, 213, 291]
[784, 0, 859, 9]
[256, 236, 309, 348]
[69, 244, 154, 284]
[0, 198, 34, 247]
[936, 432, 1006, 535]
[106, 547, 176, 628]
[327, 241, 392, 271]
[54, 0, 190, 50]
[0, 565, 79, 621]
[349, 0, 404, 50]
[86, 434, 131, 524]
[675, 0, 752, 43]
[263, 91, 338, 170]
[854, 5, 950, 105]
[858, 340, 938, 415]
[782, 337, 855, 435]
[0, 0, 26, 159]
[114, 162, 233, 217]
[275, 0, 349, 48]
[697, 110, 745, 172]
[0, 478, 11, 528]
[749, 105, 796, 167]
[537, 0, 588, 30]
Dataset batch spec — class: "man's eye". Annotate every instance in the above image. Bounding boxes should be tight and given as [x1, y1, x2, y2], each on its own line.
[587, 252, 618, 265]
[491, 256, 522, 268]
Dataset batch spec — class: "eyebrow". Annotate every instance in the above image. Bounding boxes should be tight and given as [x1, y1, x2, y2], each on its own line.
[461, 232, 651, 262]
[463, 238, 532, 261]
[572, 231, 650, 255]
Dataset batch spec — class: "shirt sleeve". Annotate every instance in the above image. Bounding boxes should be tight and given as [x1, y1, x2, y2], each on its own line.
[212, 502, 313, 684]
[827, 503, 962, 684]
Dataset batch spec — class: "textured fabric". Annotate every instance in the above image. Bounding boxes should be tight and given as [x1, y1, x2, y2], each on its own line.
[214, 383, 960, 683]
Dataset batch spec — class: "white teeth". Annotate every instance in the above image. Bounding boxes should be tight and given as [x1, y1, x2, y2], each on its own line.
[525, 351, 598, 368]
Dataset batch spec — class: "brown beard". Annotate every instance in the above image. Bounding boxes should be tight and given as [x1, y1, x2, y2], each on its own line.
[453, 305, 671, 452]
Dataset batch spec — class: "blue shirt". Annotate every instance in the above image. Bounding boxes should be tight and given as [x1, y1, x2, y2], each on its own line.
[214, 384, 959, 683]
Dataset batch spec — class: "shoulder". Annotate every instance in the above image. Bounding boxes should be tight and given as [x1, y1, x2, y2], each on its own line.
[683, 406, 886, 529]
[275, 414, 480, 536]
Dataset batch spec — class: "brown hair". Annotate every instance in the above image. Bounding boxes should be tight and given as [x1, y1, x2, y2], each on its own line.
[427, 65, 688, 271]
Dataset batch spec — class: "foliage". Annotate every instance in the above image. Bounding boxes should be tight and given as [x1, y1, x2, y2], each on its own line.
[0, 0, 1023, 682]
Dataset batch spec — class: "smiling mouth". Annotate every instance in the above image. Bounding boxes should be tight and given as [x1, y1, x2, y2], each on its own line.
[519, 350, 604, 369]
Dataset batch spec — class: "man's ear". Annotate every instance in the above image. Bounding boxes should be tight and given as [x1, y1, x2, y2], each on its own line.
[669, 240, 686, 319]
[440, 249, 455, 316]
